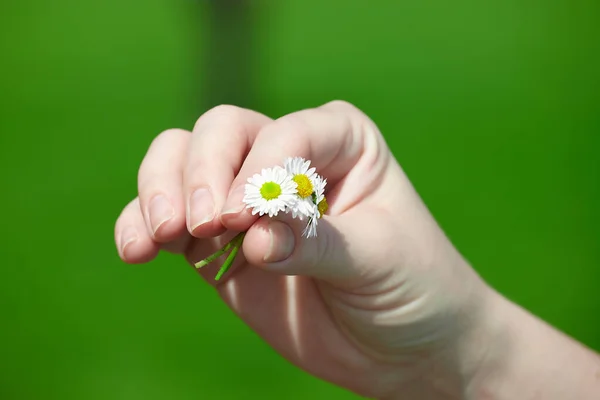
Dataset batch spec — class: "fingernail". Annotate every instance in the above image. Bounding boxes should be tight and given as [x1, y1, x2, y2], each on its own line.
[221, 185, 246, 216]
[149, 194, 174, 234]
[264, 221, 295, 263]
[188, 188, 215, 230]
[120, 226, 138, 258]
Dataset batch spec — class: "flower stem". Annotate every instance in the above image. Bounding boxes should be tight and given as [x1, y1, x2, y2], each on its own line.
[194, 239, 235, 269]
[194, 232, 246, 269]
[214, 232, 245, 281]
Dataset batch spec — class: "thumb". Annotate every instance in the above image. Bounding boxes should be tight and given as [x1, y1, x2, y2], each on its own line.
[242, 210, 390, 283]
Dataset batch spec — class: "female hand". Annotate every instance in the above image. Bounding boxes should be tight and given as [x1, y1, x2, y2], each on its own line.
[114, 101, 600, 399]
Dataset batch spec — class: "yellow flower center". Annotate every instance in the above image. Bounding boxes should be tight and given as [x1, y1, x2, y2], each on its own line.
[292, 174, 313, 198]
[317, 197, 328, 218]
[260, 182, 282, 200]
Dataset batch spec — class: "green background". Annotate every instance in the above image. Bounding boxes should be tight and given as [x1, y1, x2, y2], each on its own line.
[1, 1, 598, 399]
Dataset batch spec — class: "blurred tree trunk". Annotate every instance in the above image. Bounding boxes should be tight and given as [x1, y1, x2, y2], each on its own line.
[198, 0, 257, 113]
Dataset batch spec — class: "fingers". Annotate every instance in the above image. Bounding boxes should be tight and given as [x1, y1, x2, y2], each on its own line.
[115, 198, 160, 263]
[184, 105, 271, 238]
[117, 105, 271, 267]
[137, 129, 191, 242]
[219, 100, 388, 232]
[120, 101, 391, 283]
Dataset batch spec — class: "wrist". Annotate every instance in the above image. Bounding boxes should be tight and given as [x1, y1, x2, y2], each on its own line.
[466, 289, 600, 400]
[366, 266, 599, 400]
[376, 276, 501, 400]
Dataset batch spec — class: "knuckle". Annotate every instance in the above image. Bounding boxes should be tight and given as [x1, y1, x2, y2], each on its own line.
[261, 115, 312, 149]
[322, 100, 372, 128]
[194, 104, 245, 130]
[272, 114, 311, 137]
[322, 99, 382, 152]
[322, 99, 359, 113]
[150, 128, 190, 149]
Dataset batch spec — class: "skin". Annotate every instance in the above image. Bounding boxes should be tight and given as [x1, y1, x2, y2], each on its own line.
[114, 101, 600, 399]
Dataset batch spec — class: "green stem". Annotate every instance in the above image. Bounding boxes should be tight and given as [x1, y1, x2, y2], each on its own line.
[214, 232, 245, 281]
[194, 239, 235, 269]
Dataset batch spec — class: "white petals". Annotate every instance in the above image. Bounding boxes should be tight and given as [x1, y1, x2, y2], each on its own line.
[242, 158, 327, 237]
[243, 166, 298, 217]
[284, 156, 316, 177]
[312, 174, 327, 217]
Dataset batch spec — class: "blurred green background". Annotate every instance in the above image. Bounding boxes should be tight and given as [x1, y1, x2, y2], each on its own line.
[1, 0, 599, 399]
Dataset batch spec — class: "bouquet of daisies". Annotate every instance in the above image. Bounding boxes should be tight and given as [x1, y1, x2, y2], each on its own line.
[195, 157, 328, 280]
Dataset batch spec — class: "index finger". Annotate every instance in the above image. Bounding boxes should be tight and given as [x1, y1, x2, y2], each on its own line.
[184, 105, 272, 238]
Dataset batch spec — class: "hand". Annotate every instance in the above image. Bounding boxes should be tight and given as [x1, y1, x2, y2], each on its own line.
[114, 101, 600, 399]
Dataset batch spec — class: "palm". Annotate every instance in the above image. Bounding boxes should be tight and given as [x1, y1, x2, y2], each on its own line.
[182, 199, 410, 395]
[185, 254, 382, 394]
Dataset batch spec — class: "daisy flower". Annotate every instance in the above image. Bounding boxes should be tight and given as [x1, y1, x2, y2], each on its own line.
[243, 166, 298, 217]
[198, 157, 330, 281]
[284, 157, 319, 220]
[312, 174, 328, 217]
[302, 173, 329, 238]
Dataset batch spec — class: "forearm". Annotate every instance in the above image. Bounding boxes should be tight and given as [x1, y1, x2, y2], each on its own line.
[468, 290, 600, 400]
